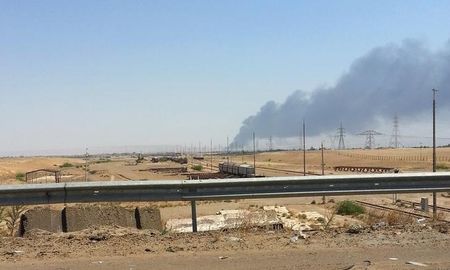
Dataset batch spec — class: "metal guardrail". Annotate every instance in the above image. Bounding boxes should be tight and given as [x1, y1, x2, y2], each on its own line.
[1, 172, 450, 206]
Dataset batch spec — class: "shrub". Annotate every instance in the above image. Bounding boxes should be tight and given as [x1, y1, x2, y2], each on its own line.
[15, 172, 25, 181]
[336, 200, 365, 216]
[385, 210, 414, 225]
[192, 164, 203, 171]
[3, 205, 26, 236]
[59, 162, 74, 168]
[95, 159, 112, 164]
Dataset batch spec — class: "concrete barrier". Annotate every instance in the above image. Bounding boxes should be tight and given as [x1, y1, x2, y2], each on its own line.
[135, 207, 163, 231]
[20, 207, 63, 235]
[63, 205, 136, 232]
[19, 205, 163, 234]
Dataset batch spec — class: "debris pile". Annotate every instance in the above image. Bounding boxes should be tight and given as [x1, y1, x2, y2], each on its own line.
[166, 206, 326, 234]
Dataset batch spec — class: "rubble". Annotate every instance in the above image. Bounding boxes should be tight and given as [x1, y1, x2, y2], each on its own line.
[347, 224, 364, 234]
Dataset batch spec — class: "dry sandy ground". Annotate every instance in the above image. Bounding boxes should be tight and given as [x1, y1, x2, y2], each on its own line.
[0, 157, 84, 184]
[0, 224, 449, 270]
[0, 157, 190, 184]
[2, 147, 450, 184]
[213, 147, 450, 176]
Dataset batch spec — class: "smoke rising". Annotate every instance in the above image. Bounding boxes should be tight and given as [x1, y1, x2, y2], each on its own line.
[232, 39, 450, 145]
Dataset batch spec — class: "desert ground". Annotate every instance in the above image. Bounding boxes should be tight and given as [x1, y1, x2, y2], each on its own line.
[1, 224, 450, 270]
[2, 147, 450, 184]
[0, 148, 449, 269]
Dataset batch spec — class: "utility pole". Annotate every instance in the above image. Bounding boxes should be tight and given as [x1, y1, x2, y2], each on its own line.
[303, 120, 306, 176]
[84, 148, 89, 182]
[253, 132, 256, 175]
[321, 142, 325, 175]
[226, 137, 229, 163]
[321, 142, 325, 204]
[432, 88, 438, 218]
[210, 139, 213, 172]
[190, 141, 198, 232]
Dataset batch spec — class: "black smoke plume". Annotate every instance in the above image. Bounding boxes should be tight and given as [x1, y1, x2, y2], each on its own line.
[232, 40, 450, 145]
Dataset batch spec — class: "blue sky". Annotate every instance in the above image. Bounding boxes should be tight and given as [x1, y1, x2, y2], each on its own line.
[1, 1, 450, 155]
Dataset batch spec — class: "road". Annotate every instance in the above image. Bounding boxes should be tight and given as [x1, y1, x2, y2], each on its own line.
[3, 246, 450, 270]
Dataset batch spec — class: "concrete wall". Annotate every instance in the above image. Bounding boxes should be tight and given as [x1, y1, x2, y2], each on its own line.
[136, 207, 163, 231]
[20, 207, 63, 235]
[64, 205, 136, 232]
[19, 205, 162, 235]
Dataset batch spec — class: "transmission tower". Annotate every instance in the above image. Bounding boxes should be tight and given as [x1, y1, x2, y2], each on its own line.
[358, 130, 383, 149]
[268, 136, 273, 151]
[337, 122, 345, 150]
[389, 115, 400, 148]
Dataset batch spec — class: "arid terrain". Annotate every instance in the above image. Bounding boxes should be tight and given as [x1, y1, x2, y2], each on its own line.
[1, 223, 450, 270]
[2, 147, 450, 184]
[0, 148, 449, 269]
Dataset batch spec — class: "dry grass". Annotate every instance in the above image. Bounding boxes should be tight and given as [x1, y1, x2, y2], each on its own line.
[214, 147, 450, 176]
[235, 211, 256, 233]
[2, 205, 26, 236]
[364, 209, 415, 226]
[432, 212, 445, 222]
[323, 205, 338, 230]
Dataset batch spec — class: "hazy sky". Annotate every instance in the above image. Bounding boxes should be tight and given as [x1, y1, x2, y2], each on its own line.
[1, 1, 450, 155]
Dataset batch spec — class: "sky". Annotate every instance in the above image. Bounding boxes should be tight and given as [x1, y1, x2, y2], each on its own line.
[1, 1, 450, 155]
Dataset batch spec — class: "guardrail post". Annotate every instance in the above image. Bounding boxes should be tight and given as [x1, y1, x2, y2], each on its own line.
[188, 178, 198, 233]
[433, 192, 437, 218]
[191, 200, 197, 232]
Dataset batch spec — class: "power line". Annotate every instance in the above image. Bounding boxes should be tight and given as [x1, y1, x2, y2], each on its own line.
[328, 135, 336, 149]
[378, 134, 450, 140]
